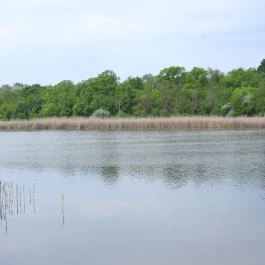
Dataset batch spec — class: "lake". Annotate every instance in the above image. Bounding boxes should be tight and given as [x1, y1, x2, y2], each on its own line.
[0, 130, 265, 265]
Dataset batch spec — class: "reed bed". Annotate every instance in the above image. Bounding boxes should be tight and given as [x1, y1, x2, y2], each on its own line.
[0, 116, 264, 131]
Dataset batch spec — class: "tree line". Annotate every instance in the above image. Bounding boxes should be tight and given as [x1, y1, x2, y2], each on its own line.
[0, 60, 265, 120]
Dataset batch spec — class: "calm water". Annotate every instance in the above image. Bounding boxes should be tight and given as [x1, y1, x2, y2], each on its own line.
[0, 130, 265, 265]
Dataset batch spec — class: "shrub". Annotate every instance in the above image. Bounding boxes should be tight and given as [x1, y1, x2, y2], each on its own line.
[220, 103, 233, 116]
[91, 109, 110, 118]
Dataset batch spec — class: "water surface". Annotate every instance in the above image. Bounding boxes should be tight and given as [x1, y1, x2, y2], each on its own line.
[0, 131, 265, 265]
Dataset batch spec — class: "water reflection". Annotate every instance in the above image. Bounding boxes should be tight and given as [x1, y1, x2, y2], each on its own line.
[61, 193, 65, 225]
[0, 180, 67, 234]
[100, 166, 120, 184]
[0, 131, 265, 265]
[93, 163, 265, 193]
[0, 181, 36, 235]
[1, 131, 264, 191]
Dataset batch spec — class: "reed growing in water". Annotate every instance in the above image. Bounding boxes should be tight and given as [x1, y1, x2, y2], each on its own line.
[0, 181, 36, 234]
[0, 116, 264, 131]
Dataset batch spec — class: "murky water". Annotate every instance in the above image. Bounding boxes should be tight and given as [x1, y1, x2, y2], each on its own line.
[0, 131, 265, 265]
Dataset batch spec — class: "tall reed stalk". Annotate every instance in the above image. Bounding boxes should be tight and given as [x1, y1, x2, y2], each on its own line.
[0, 181, 36, 235]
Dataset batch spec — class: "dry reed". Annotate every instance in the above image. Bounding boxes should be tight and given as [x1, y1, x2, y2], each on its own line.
[0, 116, 264, 131]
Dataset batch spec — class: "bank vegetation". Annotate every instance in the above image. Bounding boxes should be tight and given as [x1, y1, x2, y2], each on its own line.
[0, 60, 265, 121]
[0, 116, 264, 131]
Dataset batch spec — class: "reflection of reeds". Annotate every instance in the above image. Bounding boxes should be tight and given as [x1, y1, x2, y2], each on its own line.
[0, 181, 36, 235]
[0, 116, 264, 131]
[61, 193, 65, 225]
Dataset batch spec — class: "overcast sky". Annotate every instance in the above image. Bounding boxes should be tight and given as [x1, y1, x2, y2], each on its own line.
[0, 0, 264, 85]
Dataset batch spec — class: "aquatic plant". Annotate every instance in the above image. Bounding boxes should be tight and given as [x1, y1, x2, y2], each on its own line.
[0, 181, 36, 234]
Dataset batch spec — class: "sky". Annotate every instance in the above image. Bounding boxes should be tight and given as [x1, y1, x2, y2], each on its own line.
[0, 0, 264, 85]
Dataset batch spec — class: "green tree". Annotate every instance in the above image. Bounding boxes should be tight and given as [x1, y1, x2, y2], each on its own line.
[89, 70, 119, 114]
[231, 87, 256, 115]
[257, 59, 265, 74]
[0, 65, 264, 120]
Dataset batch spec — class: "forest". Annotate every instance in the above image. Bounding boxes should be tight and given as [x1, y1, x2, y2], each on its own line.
[0, 60, 264, 120]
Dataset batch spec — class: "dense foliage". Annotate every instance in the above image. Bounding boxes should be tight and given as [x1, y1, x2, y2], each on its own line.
[0, 61, 265, 120]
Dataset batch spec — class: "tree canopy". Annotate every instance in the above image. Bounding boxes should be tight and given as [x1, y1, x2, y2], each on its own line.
[0, 60, 264, 120]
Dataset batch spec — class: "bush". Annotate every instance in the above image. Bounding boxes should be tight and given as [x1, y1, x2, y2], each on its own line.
[220, 102, 233, 116]
[91, 109, 110, 118]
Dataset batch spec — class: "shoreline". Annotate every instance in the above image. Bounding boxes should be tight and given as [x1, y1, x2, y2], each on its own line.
[0, 116, 265, 131]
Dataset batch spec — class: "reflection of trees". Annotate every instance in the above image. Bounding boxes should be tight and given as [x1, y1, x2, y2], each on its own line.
[0, 181, 36, 235]
[122, 162, 265, 192]
[162, 166, 188, 189]
[100, 166, 119, 184]
[61, 193, 65, 225]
